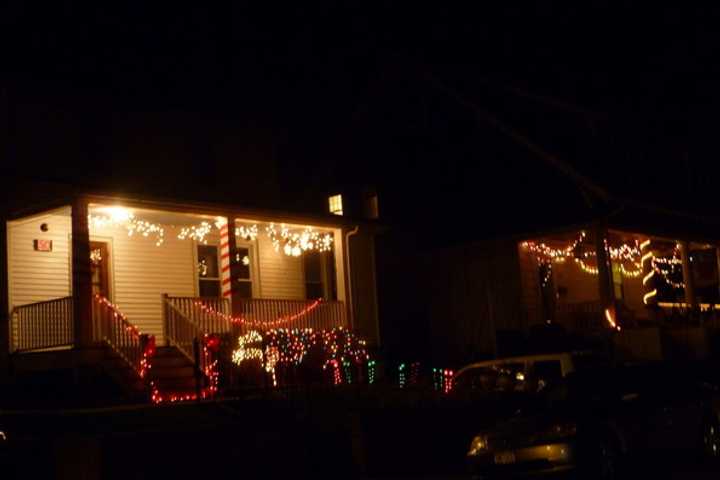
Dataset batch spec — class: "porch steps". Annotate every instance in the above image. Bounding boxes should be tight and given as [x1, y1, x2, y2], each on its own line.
[100, 350, 151, 402]
[147, 346, 197, 395]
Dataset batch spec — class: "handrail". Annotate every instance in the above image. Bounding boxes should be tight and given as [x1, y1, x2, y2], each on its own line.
[11, 296, 74, 352]
[163, 298, 219, 399]
[92, 295, 155, 378]
[164, 300, 204, 362]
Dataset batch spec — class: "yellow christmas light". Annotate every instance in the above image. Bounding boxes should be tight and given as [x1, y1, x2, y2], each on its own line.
[177, 221, 213, 244]
[89, 212, 165, 246]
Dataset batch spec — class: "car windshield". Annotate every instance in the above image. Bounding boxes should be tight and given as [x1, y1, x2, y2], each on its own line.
[534, 368, 630, 412]
[454, 363, 528, 394]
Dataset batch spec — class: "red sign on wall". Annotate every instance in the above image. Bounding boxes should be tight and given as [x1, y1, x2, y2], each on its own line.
[33, 239, 53, 252]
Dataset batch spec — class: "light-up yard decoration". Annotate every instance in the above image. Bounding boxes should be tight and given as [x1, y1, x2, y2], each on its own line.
[230, 326, 371, 388]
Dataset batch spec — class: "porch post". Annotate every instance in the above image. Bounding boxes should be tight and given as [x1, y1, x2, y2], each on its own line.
[679, 241, 696, 307]
[71, 197, 93, 348]
[0, 218, 9, 380]
[593, 221, 615, 318]
[225, 217, 243, 318]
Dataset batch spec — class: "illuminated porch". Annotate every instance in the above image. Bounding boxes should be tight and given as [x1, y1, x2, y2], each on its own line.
[519, 227, 720, 333]
[7, 199, 349, 354]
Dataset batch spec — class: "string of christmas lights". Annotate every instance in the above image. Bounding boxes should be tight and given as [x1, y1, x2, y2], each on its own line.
[177, 221, 214, 244]
[89, 213, 165, 246]
[266, 223, 334, 257]
[398, 363, 407, 388]
[432, 368, 454, 394]
[192, 299, 324, 329]
[236, 224, 259, 241]
[150, 334, 219, 404]
[523, 234, 645, 279]
[230, 327, 370, 388]
[651, 255, 685, 289]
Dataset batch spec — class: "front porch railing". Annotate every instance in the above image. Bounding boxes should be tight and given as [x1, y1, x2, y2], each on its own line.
[164, 295, 231, 336]
[164, 295, 347, 334]
[92, 295, 154, 378]
[237, 298, 347, 332]
[11, 296, 74, 352]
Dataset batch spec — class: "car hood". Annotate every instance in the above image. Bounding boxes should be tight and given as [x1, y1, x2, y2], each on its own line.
[485, 411, 575, 450]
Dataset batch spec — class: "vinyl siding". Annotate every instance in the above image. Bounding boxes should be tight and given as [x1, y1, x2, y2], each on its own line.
[8, 211, 72, 308]
[254, 233, 305, 299]
[91, 224, 196, 343]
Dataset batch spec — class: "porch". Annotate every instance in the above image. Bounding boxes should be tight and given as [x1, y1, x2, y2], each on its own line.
[6, 198, 351, 396]
[519, 225, 720, 359]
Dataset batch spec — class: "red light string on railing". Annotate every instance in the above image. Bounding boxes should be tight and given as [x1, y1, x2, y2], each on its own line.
[93, 294, 142, 337]
[191, 298, 324, 329]
[151, 334, 218, 404]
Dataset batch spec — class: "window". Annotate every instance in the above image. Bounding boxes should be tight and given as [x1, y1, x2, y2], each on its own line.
[328, 194, 343, 216]
[303, 251, 336, 300]
[197, 245, 221, 297]
[235, 245, 253, 299]
[529, 361, 563, 392]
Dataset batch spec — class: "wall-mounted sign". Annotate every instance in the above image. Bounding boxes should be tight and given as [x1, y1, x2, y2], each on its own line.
[33, 239, 53, 252]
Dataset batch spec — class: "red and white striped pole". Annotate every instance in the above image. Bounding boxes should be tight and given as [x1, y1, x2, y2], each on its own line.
[219, 220, 233, 300]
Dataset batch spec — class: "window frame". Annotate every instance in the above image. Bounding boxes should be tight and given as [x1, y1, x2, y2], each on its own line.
[196, 243, 222, 298]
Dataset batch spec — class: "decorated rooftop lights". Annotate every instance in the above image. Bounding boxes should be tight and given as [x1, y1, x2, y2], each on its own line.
[90, 207, 334, 257]
[266, 223, 334, 257]
[89, 210, 165, 246]
[236, 224, 259, 241]
[177, 221, 214, 244]
[522, 234, 648, 279]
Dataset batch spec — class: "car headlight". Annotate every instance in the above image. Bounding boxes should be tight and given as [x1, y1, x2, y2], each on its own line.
[467, 434, 489, 456]
[542, 422, 577, 440]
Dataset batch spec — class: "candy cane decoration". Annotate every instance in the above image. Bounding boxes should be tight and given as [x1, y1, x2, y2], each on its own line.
[218, 219, 233, 298]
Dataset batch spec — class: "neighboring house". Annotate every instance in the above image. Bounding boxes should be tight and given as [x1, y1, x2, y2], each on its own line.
[0, 185, 380, 400]
[410, 204, 720, 363]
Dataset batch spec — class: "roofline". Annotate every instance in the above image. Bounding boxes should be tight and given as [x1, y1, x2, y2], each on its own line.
[4, 188, 381, 231]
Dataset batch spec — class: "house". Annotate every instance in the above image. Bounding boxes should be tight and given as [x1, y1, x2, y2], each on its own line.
[378, 184, 720, 366]
[0, 184, 380, 401]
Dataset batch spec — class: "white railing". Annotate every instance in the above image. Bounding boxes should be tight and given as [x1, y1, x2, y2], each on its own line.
[11, 296, 74, 352]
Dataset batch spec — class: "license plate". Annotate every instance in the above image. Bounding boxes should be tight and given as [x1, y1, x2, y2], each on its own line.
[494, 451, 516, 464]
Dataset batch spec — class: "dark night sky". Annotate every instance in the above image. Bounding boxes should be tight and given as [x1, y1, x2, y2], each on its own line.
[4, 3, 720, 239]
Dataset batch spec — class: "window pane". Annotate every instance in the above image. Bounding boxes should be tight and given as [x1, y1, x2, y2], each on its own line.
[304, 252, 322, 282]
[237, 247, 250, 279]
[199, 280, 221, 298]
[306, 282, 324, 299]
[236, 281, 252, 299]
[198, 245, 219, 278]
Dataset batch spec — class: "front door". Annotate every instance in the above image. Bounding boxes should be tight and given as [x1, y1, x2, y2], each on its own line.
[90, 241, 110, 299]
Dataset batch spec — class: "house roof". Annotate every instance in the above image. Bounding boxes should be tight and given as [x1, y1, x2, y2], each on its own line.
[0, 178, 377, 231]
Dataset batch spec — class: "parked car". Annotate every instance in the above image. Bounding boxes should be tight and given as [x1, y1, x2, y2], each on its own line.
[466, 364, 720, 479]
[453, 351, 607, 398]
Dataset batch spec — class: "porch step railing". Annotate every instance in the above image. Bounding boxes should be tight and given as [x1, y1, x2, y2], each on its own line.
[92, 295, 154, 378]
[163, 298, 219, 398]
[164, 299, 208, 361]
[11, 296, 74, 352]
[164, 295, 347, 333]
